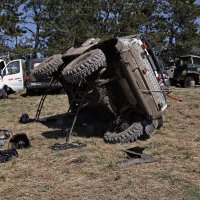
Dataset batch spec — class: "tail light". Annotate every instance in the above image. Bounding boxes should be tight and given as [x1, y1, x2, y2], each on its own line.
[25, 74, 30, 81]
[141, 42, 148, 49]
[156, 75, 161, 83]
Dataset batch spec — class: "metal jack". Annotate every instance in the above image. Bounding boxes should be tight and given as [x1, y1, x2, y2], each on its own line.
[50, 80, 87, 150]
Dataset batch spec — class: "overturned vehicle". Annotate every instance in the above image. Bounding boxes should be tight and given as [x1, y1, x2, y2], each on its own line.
[33, 34, 167, 144]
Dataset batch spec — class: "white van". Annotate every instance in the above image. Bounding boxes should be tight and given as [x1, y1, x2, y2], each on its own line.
[0, 59, 24, 98]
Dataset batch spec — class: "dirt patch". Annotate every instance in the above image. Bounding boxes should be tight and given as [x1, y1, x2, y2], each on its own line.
[0, 88, 200, 200]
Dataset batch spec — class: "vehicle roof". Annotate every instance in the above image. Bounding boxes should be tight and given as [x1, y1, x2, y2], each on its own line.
[180, 55, 200, 58]
[28, 58, 45, 63]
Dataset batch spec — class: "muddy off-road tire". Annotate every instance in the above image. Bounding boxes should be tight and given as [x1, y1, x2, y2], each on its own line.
[62, 49, 106, 83]
[33, 54, 64, 79]
[184, 76, 195, 88]
[144, 121, 155, 135]
[104, 121, 144, 144]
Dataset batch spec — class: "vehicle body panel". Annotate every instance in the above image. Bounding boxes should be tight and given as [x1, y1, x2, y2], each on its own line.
[62, 34, 167, 124]
[25, 58, 61, 91]
[0, 59, 24, 92]
[115, 36, 167, 119]
[168, 55, 200, 85]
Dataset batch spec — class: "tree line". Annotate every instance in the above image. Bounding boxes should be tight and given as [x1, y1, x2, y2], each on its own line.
[0, 0, 200, 62]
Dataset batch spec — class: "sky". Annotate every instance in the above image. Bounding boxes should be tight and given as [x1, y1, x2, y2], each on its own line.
[196, 0, 200, 24]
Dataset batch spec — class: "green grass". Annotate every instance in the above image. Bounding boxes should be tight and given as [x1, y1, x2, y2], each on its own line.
[181, 184, 200, 200]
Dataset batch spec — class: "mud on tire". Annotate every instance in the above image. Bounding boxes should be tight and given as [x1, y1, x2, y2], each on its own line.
[62, 49, 106, 83]
[104, 121, 144, 144]
[104, 114, 156, 144]
[33, 54, 64, 79]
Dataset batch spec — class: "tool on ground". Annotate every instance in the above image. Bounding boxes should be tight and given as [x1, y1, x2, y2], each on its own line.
[50, 80, 87, 150]
[0, 148, 18, 163]
[0, 130, 11, 140]
[9, 133, 31, 149]
[117, 147, 156, 165]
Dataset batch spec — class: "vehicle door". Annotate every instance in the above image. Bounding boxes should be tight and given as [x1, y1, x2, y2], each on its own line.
[174, 57, 190, 81]
[1, 59, 24, 91]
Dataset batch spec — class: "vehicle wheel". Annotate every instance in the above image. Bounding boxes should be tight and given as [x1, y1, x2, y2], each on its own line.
[144, 121, 155, 135]
[0, 88, 7, 99]
[104, 121, 144, 144]
[26, 89, 33, 96]
[184, 76, 195, 88]
[33, 54, 64, 79]
[62, 49, 106, 83]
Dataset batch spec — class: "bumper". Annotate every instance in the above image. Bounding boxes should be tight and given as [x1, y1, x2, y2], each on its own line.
[25, 81, 61, 90]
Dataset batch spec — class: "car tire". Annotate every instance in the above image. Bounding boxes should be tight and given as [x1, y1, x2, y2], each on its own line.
[184, 76, 195, 88]
[104, 121, 144, 144]
[33, 54, 64, 79]
[26, 89, 34, 96]
[62, 49, 106, 83]
[0, 88, 7, 99]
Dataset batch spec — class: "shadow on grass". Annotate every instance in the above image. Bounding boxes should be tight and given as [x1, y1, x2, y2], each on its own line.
[40, 114, 151, 141]
[42, 130, 67, 139]
[21, 88, 64, 97]
[24, 106, 152, 142]
[40, 109, 110, 139]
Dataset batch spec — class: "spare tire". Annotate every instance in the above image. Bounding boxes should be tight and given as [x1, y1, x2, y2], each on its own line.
[62, 49, 106, 83]
[33, 54, 64, 79]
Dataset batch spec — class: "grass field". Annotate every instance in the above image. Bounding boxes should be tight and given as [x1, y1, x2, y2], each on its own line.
[0, 88, 200, 200]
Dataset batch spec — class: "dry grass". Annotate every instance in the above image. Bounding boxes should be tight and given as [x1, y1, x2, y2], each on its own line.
[0, 88, 200, 200]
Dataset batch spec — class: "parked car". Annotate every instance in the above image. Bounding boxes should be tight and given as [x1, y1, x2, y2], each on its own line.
[24, 58, 62, 94]
[167, 55, 200, 87]
[0, 59, 24, 98]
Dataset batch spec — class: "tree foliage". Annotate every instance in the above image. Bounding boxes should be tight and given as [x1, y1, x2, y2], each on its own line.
[0, 0, 199, 60]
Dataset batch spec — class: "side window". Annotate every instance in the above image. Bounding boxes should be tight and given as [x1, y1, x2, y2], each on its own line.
[187, 57, 193, 68]
[192, 57, 200, 68]
[6, 61, 20, 75]
[179, 57, 192, 68]
[2, 69, 6, 76]
[0, 61, 5, 70]
[181, 57, 188, 65]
